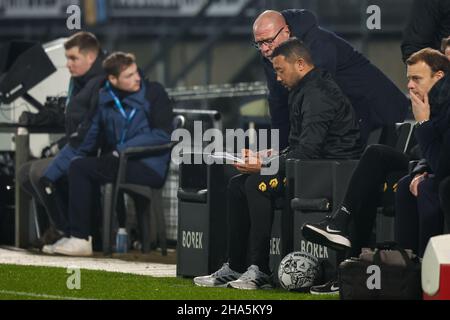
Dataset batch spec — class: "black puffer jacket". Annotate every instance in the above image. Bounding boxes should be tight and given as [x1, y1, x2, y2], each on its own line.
[278, 68, 363, 171]
[262, 9, 409, 149]
[401, 0, 450, 62]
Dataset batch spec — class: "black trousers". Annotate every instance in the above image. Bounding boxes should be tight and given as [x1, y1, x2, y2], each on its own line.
[66, 156, 164, 240]
[18, 158, 63, 231]
[439, 176, 450, 232]
[227, 173, 285, 275]
[341, 144, 409, 256]
[395, 174, 444, 257]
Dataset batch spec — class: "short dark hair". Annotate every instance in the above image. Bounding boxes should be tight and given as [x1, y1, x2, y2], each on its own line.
[406, 48, 450, 74]
[441, 36, 450, 53]
[271, 38, 314, 65]
[64, 32, 100, 55]
[103, 52, 136, 77]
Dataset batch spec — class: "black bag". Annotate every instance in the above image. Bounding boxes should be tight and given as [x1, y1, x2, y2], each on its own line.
[339, 242, 422, 300]
[18, 96, 66, 127]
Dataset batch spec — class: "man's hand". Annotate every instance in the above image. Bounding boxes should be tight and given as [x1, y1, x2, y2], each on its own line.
[409, 172, 428, 197]
[256, 149, 278, 159]
[39, 176, 55, 196]
[410, 90, 430, 123]
[233, 149, 262, 174]
[241, 149, 278, 160]
[233, 157, 262, 174]
[41, 143, 60, 158]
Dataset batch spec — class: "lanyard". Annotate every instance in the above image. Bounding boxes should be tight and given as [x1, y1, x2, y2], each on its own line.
[66, 79, 74, 108]
[106, 82, 137, 144]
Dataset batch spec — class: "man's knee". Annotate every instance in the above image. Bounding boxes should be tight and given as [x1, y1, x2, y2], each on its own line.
[29, 159, 52, 186]
[227, 174, 247, 196]
[417, 176, 438, 197]
[397, 175, 413, 194]
[17, 161, 33, 188]
[362, 144, 390, 161]
[244, 174, 282, 197]
[68, 158, 87, 176]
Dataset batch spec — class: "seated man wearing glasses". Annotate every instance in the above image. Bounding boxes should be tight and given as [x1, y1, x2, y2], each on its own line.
[253, 9, 409, 149]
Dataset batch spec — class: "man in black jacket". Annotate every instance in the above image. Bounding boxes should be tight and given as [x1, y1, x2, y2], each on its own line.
[253, 9, 409, 149]
[401, 0, 450, 62]
[395, 48, 450, 257]
[17, 32, 106, 248]
[193, 39, 362, 290]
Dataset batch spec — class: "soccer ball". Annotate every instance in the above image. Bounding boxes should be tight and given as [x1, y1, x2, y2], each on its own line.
[278, 251, 321, 291]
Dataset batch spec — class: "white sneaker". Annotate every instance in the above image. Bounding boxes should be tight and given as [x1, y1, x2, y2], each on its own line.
[42, 237, 70, 254]
[54, 236, 93, 257]
[193, 263, 242, 288]
[228, 265, 273, 290]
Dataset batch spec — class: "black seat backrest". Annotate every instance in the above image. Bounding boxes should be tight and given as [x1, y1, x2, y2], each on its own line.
[366, 122, 415, 154]
[394, 122, 415, 153]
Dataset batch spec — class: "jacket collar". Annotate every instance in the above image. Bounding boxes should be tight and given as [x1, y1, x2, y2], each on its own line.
[71, 50, 106, 92]
[429, 74, 450, 119]
[289, 67, 320, 95]
[99, 80, 147, 108]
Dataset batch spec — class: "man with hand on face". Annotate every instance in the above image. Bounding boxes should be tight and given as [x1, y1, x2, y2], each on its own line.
[41, 52, 173, 256]
[253, 9, 409, 149]
[301, 48, 450, 295]
[193, 39, 361, 290]
[395, 48, 450, 257]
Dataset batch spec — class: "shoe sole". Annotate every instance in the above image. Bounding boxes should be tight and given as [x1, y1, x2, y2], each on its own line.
[194, 282, 230, 288]
[228, 283, 273, 290]
[302, 224, 351, 251]
[54, 249, 93, 257]
[310, 290, 340, 295]
[42, 247, 55, 255]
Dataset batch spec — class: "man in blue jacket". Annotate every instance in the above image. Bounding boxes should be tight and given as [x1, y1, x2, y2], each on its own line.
[253, 9, 409, 149]
[41, 52, 173, 256]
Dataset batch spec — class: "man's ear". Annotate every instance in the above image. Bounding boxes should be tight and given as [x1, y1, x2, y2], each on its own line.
[434, 70, 445, 80]
[285, 26, 291, 38]
[295, 58, 305, 72]
[108, 75, 118, 87]
[86, 51, 97, 65]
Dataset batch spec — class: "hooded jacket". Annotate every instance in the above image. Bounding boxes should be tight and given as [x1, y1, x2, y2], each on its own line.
[277, 68, 363, 172]
[44, 78, 173, 183]
[262, 9, 409, 149]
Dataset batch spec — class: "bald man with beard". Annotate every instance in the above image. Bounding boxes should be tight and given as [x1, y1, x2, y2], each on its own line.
[253, 9, 409, 149]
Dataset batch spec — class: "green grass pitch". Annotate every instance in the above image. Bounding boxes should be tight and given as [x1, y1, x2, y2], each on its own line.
[0, 264, 338, 300]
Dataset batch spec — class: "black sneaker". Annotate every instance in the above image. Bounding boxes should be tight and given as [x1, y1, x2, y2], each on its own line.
[302, 207, 352, 251]
[302, 219, 351, 251]
[310, 280, 340, 295]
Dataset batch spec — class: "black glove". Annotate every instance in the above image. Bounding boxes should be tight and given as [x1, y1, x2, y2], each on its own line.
[41, 143, 60, 159]
[39, 176, 55, 196]
[98, 151, 120, 178]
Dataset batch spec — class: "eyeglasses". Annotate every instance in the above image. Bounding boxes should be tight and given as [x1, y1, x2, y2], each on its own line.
[253, 26, 286, 50]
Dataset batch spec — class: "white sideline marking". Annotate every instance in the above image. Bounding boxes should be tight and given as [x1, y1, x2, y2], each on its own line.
[0, 290, 95, 300]
[0, 248, 176, 277]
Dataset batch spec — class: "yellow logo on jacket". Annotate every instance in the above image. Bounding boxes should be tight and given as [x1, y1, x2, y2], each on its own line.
[259, 182, 267, 192]
[269, 178, 279, 189]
